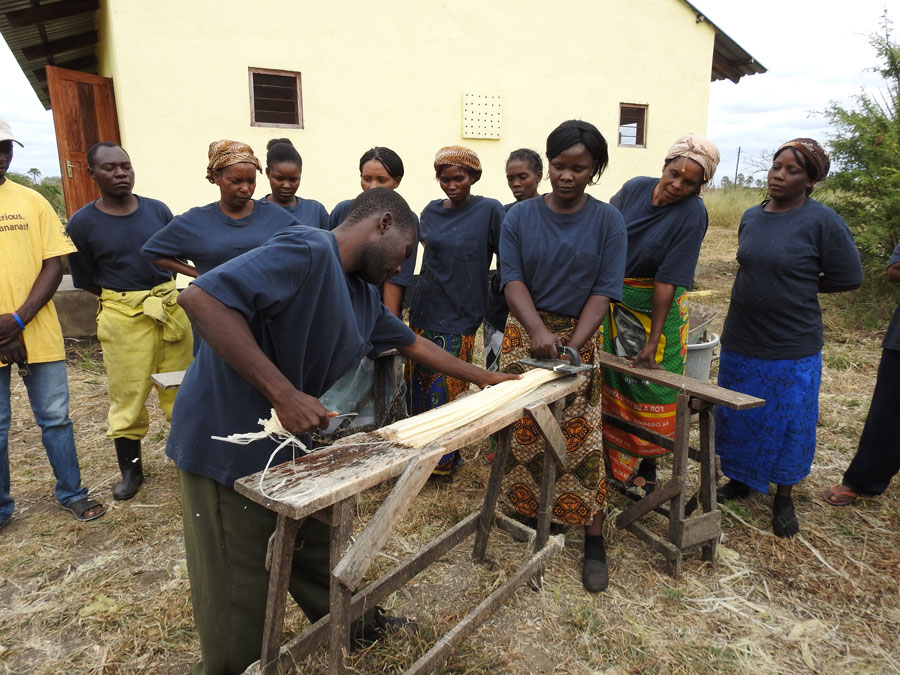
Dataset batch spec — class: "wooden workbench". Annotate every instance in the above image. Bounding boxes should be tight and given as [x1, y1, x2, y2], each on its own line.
[235, 375, 582, 674]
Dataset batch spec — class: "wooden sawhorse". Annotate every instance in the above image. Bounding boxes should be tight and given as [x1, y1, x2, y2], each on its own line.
[235, 375, 583, 674]
[594, 352, 764, 577]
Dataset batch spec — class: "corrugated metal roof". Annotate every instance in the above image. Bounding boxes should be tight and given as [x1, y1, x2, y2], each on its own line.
[0, 0, 99, 109]
[681, 0, 767, 83]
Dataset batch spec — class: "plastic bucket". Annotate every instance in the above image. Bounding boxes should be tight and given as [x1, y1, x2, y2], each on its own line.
[685, 332, 720, 382]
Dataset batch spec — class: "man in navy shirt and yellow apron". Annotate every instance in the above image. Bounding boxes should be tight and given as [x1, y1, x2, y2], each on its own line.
[67, 142, 193, 501]
[169, 187, 514, 673]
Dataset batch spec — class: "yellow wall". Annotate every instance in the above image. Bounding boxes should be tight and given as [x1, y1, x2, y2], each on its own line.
[96, 0, 714, 217]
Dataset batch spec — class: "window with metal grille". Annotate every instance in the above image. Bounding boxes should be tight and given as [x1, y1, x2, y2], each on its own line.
[618, 104, 647, 147]
[249, 68, 303, 128]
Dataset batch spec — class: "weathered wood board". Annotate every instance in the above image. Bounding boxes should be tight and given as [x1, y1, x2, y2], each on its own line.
[234, 376, 583, 520]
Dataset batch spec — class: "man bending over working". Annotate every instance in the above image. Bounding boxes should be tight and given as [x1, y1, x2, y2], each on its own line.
[167, 187, 515, 674]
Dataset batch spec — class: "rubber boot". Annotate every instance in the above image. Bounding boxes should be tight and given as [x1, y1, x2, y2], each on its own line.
[113, 438, 143, 501]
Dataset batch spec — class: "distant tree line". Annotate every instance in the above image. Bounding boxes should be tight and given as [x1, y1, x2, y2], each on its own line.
[6, 169, 67, 222]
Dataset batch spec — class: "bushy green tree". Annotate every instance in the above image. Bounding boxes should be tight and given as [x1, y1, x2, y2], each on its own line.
[825, 13, 900, 268]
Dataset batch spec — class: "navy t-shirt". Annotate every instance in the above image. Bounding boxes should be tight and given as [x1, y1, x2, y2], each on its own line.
[141, 200, 299, 276]
[409, 195, 505, 334]
[721, 198, 863, 360]
[66, 196, 174, 291]
[262, 195, 328, 230]
[611, 176, 708, 287]
[882, 242, 900, 351]
[165, 226, 416, 486]
[329, 197, 419, 288]
[500, 195, 627, 318]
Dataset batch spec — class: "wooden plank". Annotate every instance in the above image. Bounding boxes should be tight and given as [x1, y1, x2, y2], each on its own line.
[405, 537, 563, 675]
[673, 511, 722, 549]
[626, 522, 680, 561]
[473, 427, 512, 561]
[667, 394, 692, 547]
[614, 478, 683, 529]
[267, 514, 479, 672]
[595, 352, 764, 410]
[260, 514, 300, 674]
[698, 407, 719, 562]
[234, 376, 583, 520]
[329, 499, 355, 675]
[332, 454, 436, 589]
[525, 403, 567, 470]
[493, 512, 534, 542]
[150, 370, 185, 389]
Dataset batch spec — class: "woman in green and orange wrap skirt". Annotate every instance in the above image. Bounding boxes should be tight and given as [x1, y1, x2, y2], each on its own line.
[603, 134, 720, 491]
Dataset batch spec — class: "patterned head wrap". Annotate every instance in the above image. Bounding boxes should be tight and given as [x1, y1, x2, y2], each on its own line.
[206, 140, 262, 183]
[776, 138, 830, 185]
[434, 145, 482, 182]
[664, 133, 720, 192]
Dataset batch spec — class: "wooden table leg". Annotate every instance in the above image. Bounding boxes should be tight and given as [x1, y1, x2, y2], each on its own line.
[473, 426, 512, 561]
[329, 497, 355, 675]
[699, 405, 718, 563]
[261, 514, 301, 674]
[666, 393, 691, 578]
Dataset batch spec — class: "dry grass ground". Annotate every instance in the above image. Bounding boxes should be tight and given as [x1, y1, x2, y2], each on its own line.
[2, 188, 899, 674]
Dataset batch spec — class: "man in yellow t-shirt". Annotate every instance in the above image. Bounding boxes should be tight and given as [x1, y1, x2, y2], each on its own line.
[0, 116, 105, 527]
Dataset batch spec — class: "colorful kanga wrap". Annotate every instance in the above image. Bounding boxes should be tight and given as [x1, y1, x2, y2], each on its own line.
[602, 279, 688, 483]
[97, 280, 193, 439]
[405, 327, 476, 473]
[715, 348, 822, 493]
[206, 139, 262, 183]
[500, 312, 607, 525]
[433, 145, 482, 181]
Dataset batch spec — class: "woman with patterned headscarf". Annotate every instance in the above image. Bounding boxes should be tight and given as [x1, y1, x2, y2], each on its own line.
[715, 138, 862, 538]
[142, 140, 298, 278]
[602, 133, 720, 496]
[406, 145, 506, 475]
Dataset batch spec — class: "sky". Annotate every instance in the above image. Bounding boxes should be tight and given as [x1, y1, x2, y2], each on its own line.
[0, 1, 893, 184]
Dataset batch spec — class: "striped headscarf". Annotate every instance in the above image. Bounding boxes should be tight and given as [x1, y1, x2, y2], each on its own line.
[665, 133, 720, 191]
[434, 145, 482, 182]
[776, 138, 830, 184]
[206, 140, 262, 183]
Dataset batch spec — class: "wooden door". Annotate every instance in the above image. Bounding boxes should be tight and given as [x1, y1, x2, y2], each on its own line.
[46, 66, 120, 218]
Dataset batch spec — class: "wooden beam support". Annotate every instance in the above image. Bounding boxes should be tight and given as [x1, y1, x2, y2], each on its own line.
[328, 498, 355, 675]
[404, 537, 563, 675]
[673, 511, 721, 549]
[260, 514, 300, 674]
[525, 402, 567, 471]
[614, 478, 683, 529]
[6, 0, 99, 27]
[267, 513, 479, 672]
[21, 30, 97, 60]
[332, 453, 435, 589]
[473, 427, 512, 561]
[698, 406, 719, 562]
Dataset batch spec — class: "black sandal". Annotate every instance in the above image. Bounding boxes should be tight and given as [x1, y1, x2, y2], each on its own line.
[64, 497, 106, 522]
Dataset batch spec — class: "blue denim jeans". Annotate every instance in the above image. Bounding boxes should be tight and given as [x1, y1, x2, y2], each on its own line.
[0, 361, 87, 523]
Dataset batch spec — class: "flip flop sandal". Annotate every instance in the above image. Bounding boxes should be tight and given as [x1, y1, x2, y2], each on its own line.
[823, 485, 860, 507]
[64, 497, 107, 522]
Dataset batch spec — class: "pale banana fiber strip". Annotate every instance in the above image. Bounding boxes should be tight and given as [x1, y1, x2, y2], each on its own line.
[380, 368, 565, 448]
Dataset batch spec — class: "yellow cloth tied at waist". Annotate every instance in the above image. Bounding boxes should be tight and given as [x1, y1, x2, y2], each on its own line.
[99, 280, 187, 343]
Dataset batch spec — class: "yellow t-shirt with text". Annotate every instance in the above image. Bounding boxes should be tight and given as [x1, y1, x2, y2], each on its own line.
[0, 179, 75, 364]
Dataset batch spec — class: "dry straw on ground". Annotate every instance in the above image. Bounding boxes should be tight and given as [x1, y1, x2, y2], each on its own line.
[2, 188, 899, 673]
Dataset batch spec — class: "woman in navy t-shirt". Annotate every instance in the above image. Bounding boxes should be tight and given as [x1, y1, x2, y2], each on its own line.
[142, 140, 298, 278]
[260, 138, 328, 230]
[483, 148, 544, 372]
[603, 134, 719, 493]
[499, 120, 626, 592]
[716, 138, 862, 538]
[406, 145, 505, 474]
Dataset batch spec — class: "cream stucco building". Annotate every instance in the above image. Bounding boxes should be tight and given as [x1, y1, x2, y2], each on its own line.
[2, 0, 762, 217]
